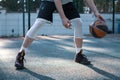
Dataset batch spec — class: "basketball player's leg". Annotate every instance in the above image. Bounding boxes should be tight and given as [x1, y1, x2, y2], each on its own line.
[19, 18, 47, 52]
[15, 1, 56, 69]
[20, 1, 56, 52]
[63, 2, 90, 65]
[71, 18, 91, 65]
[71, 18, 83, 53]
[63, 3, 83, 54]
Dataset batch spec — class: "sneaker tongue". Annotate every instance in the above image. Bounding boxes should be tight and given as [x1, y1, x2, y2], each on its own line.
[21, 52, 24, 56]
[77, 51, 83, 56]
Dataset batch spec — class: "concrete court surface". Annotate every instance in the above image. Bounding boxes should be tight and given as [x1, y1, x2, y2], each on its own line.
[0, 34, 120, 80]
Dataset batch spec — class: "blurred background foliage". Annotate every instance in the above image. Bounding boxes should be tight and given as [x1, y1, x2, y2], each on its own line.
[0, 0, 120, 13]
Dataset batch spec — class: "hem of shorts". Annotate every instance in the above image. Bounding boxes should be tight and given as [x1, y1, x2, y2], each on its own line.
[37, 18, 52, 24]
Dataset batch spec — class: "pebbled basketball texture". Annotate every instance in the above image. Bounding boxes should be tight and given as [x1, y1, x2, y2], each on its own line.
[89, 20, 108, 38]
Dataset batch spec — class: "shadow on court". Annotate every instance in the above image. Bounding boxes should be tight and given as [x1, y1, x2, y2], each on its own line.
[0, 35, 120, 80]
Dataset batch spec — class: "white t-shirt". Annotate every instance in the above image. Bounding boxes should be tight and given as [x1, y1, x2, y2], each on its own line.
[41, 0, 73, 4]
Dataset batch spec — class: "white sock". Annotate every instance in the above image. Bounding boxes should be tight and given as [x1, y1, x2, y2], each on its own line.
[19, 46, 27, 52]
[76, 48, 82, 54]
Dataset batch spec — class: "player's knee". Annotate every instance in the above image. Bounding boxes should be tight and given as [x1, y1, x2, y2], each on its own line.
[34, 18, 46, 26]
[71, 18, 83, 38]
[26, 18, 46, 39]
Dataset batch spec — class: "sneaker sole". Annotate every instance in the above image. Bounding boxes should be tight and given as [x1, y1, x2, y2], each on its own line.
[75, 61, 91, 65]
[15, 64, 24, 70]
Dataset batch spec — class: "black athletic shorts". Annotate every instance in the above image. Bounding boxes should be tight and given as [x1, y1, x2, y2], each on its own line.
[37, 1, 80, 22]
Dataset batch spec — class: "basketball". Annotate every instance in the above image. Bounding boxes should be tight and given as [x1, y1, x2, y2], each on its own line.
[89, 20, 108, 38]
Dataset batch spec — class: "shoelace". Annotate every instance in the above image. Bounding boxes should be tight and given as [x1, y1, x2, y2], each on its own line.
[18, 55, 26, 63]
[81, 54, 88, 60]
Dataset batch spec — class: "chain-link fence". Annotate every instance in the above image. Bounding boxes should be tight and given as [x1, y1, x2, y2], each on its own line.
[0, 0, 120, 37]
[0, 12, 22, 37]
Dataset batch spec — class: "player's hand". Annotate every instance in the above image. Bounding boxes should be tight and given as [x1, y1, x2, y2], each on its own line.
[94, 12, 105, 21]
[62, 18, 71, 29]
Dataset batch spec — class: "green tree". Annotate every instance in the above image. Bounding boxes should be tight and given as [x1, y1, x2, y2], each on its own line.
[73, 0, 84, 13]
[0, 0, 119, 13]
[6, 0, 18, 12]
[0, 0, 7, 8]
[26, 0, 41, 12]
[0, 0, 41, 12]
[116, 0, 120, 13]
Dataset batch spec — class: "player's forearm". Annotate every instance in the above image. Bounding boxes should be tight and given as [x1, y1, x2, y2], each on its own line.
[54, 0, 66, 19]
[85, 0, 98, 14]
